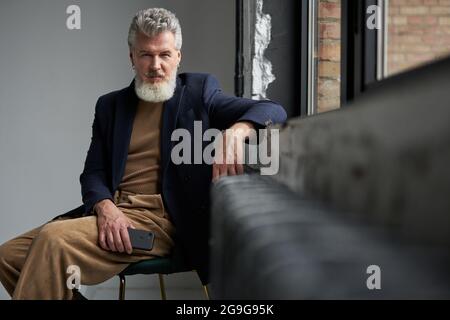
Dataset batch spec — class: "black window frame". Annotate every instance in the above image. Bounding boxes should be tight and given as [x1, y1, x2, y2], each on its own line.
[341, 0, 379, 105]
[235, 0, 382, 116]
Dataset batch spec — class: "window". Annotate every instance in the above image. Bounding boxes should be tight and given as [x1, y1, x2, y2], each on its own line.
[316, 0, 342, 114]
[306, 0, 342, 115]
[386, 0, 450, 77]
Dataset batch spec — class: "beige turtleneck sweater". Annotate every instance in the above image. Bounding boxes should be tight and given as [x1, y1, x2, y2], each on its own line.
[118, 100, 163, 195]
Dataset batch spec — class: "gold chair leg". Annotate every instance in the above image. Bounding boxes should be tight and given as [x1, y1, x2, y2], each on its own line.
[203, 285, 210, 300]
[158, 274, 167, 300]
[193, 270, 211, 300]
[119, 275, 126, 300]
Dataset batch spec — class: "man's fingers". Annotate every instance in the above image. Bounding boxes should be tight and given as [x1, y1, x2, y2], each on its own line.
[213, 162, 228, 182]
[219, 163, 228, 178]
[236, 163, 245, 175]
[227, 163, 237, 176]
[98, 230, 107, 250]
[212, 163, 220, 182]
[113, 228, 125, 253]
[212, 134, 247, 182]
[121, 227, 133, 254]
[236, 141, 245, 175]
[106, 230, 117, 252]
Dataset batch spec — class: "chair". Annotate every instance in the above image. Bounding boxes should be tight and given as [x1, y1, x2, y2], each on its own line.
[117, 249, 210, 300]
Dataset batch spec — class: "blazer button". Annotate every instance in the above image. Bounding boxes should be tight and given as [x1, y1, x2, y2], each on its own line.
[184, 175, 191, 182]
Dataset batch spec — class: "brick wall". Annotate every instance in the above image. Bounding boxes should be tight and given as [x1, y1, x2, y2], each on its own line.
[316, 0, 450, 112]
[318, 0, 341, 114]
[388, 0, 450, 76]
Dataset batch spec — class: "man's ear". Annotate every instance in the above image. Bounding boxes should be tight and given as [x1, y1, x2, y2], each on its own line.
[177, 50, 182, 65]
[129, 51, 134, 68]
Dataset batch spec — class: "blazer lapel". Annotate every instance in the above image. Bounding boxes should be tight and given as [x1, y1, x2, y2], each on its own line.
[112, 81, 138, 191]
[161, 77, 185, 185]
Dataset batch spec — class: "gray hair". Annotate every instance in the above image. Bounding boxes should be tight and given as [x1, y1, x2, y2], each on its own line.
[128, 8, 182, 50]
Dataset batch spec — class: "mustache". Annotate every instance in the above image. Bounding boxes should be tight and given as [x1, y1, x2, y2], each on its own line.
[143, 71, 165, 78]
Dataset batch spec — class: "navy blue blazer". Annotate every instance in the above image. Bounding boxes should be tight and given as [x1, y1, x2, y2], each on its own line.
[58, 73, 287, 284]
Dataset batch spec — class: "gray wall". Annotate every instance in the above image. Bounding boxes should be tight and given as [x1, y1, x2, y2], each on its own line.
[0, 0, 234, 299]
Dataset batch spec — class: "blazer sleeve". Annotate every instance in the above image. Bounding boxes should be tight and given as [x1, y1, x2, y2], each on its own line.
[203, 74, 287, 130]
[79, 97, 113, 214]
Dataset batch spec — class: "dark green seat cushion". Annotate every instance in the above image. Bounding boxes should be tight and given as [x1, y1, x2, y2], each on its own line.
[120, 257, 192, 276]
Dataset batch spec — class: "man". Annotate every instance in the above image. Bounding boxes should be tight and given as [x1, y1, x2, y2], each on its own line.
[0, 8, 286, 299]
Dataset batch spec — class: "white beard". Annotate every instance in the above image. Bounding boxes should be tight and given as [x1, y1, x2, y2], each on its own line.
[134, 70, 177, 103]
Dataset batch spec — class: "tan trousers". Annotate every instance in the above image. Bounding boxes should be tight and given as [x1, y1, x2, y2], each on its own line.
[0, 190, 175, 300]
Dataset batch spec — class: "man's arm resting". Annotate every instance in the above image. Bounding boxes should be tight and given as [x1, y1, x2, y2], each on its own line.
[204, 74, 287, 130]
[79, 97, 114, 214]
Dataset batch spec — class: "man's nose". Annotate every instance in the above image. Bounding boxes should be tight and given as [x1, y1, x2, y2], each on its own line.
[150, 57, 161, 70]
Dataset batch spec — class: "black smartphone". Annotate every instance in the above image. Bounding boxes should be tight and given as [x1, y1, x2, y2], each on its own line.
[128, 228, 155, 251]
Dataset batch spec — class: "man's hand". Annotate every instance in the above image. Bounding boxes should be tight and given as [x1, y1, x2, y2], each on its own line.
[94, 199, 135, 254]
[212, 121, 255, 183]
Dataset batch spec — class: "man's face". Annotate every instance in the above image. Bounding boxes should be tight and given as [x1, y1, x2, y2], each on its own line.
[130, 30, 181, 86]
